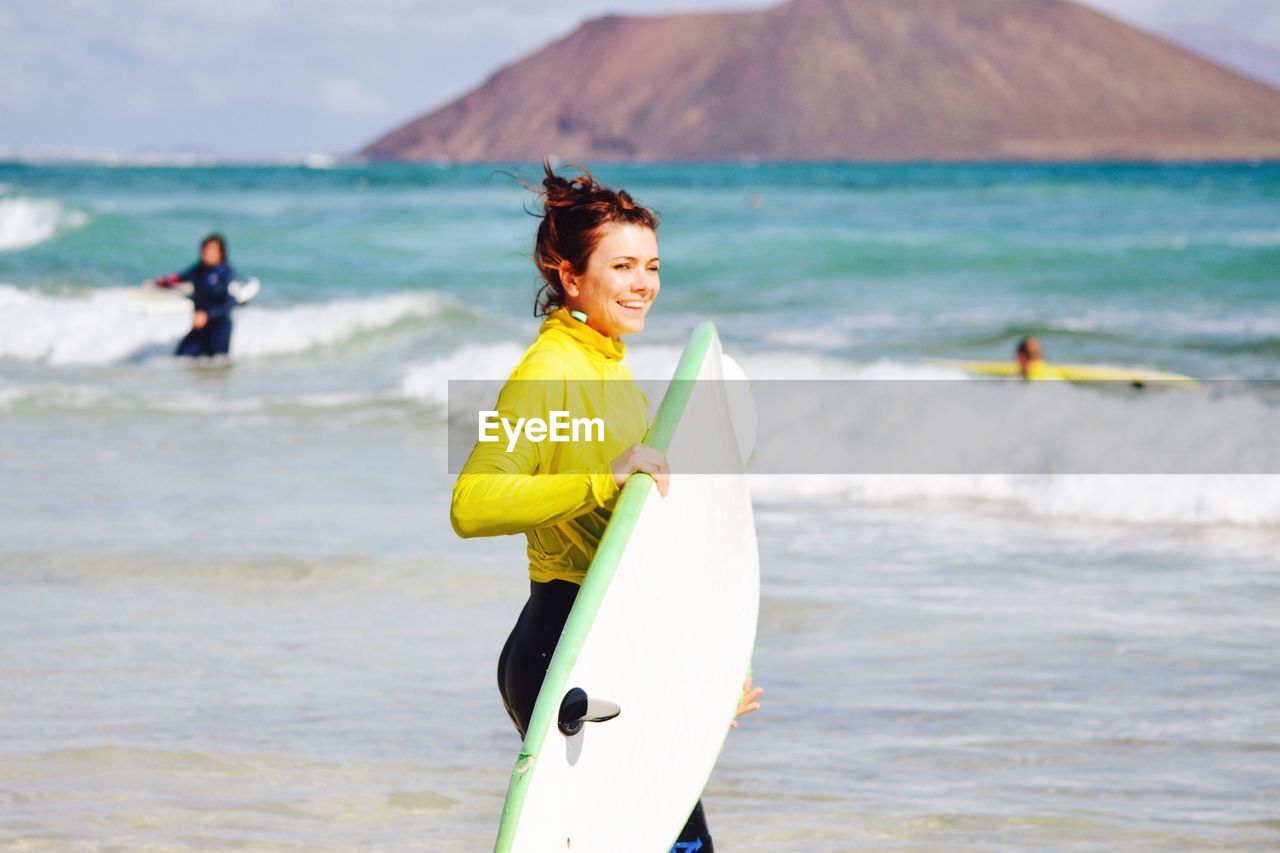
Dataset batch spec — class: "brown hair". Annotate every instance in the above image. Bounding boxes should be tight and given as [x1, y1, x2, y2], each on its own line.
[530, 159, 659, 317]
[201, 232, 227, 262]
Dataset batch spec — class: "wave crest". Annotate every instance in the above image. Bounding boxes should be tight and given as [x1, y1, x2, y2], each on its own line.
[0, 197, 88, 251]
[750, 474, 1280, 527]
[0, 285, 452, 364]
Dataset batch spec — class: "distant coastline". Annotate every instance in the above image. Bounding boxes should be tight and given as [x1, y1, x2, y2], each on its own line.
[5, 154, 1280, 168]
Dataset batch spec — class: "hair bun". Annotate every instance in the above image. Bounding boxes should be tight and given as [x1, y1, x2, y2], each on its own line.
[540, 169, 603, 209]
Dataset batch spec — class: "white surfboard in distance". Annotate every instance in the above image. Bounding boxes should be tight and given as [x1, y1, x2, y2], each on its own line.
[93, 278, 261, 315]
[495, 323, 760, 852]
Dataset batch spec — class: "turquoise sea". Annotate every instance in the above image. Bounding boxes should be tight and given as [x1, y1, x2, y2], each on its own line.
[1, 161, 1278, 849]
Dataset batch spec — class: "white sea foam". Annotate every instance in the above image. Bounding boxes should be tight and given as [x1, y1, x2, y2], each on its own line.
[0, 386, 30, 407]
[0, 284, 451, 365]
[232, 292, 449, 358]
[0, 198, 88, 251]
[742, 375, 1280, 526]
[0, 378, 405, 415]
[1057, 310, 1280, 341]
[628, 345, 953, 381]
[0, 382, 115, 411]
[401, 342, 530, 405]
[748, 474, 1280, 527]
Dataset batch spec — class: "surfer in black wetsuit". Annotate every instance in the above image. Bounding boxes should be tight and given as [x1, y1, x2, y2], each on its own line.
[152, 233, 240, 357]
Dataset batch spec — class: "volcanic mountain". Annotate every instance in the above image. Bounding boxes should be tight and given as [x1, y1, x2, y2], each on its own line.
[362, 0, 1280, 161]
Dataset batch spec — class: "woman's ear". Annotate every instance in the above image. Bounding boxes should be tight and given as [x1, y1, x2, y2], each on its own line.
[559, 261, 580, 298]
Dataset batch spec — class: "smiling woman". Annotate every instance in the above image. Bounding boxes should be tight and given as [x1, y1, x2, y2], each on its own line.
[449, 161, 752, 851]
[450, 160, 668, 566]
[530, 161, 661, 327]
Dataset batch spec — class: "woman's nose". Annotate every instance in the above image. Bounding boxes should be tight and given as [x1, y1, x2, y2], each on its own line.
[634, 270, 656, 295]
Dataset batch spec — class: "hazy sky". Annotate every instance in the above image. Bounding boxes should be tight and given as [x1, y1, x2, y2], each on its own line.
[1, 0, 1277, 158]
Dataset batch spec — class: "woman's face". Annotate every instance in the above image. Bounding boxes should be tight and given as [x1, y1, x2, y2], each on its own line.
[562, 223, 660, 338]
[201, 241, 223, 265]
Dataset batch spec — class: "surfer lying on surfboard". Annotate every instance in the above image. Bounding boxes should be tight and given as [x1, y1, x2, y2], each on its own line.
[930, 336, 1200, 390]
[451, 161, 759, 853]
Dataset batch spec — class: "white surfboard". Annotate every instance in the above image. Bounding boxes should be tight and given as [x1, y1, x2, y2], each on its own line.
[93, 278, 261, 315]
[495, 323, 760, 852]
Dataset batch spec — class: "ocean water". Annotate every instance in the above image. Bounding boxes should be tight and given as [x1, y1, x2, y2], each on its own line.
[1, 161, 1278, 850]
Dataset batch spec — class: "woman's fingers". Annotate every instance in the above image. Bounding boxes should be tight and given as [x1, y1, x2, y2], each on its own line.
[610, 444, 648, 489]
[610, 444, 672, 496]
[730, 697, 760, 728]
[730, 678, 763, 728]
[635, 447, 670, 496]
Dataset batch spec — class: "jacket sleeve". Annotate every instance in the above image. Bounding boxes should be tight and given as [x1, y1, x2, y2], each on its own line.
[450, 360, 619, 538]
[154, 263, 197, 292]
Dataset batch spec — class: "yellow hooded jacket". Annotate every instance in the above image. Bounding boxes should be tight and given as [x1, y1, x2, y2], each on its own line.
[450, 308, 649, 585]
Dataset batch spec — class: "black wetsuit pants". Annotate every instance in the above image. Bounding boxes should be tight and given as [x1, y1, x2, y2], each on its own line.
[498, 578, 714, 852]
[176, 318, 232, 357]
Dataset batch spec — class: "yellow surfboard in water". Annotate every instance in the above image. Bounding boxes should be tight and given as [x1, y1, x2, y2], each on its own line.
[929, 359, 1200, 390]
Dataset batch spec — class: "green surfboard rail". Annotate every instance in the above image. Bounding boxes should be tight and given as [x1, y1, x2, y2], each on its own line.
[493, 322, 717, 853]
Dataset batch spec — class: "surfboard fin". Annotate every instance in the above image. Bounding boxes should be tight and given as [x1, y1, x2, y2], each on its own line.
[557, 687, 621, 736]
